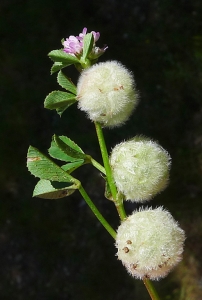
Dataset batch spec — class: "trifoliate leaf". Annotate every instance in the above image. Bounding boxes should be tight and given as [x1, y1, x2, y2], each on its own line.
[82, 33, 94, 60]
[57, 71, 77, 95]
[51, 62, 71, 74]
[27, 146, 74, 183]
[54, 135, 86, 160]
[33, 179, 78, 199]
[48, 49, 80, 64]
[44, 91, 76, 110]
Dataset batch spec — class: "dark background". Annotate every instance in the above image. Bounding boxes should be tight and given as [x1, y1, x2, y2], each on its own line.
[1, 0, 202, 299]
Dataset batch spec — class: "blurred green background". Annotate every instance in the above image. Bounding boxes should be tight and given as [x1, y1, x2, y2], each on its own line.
[1, 0, 202, 299]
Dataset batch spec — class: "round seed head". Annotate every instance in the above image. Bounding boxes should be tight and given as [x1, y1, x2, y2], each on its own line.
[77, 61, 138, 127]
[110, 136, 171, 202]
[115, 207, 185, 280]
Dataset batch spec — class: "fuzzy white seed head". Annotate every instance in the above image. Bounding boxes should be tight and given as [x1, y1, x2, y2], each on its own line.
[115, 207, 185, 280]
[77, 61, 138, 127]
[110, 136, 171, 202]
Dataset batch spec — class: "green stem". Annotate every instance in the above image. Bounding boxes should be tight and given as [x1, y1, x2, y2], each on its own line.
[79, 184, 116, 239]
[94, 122, 127, 220]
[94, 122, 117, 199]
[143, 278, 161, 300]
[87, 155, 106, 175]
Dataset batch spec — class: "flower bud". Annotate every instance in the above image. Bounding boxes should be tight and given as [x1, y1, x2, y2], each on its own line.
[77, 61, 138, 127]
[115, 207, 185, 280]
[110, 137, 171, 202]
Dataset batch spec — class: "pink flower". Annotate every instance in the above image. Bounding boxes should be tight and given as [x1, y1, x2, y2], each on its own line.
[63, 28, 106, 58]
[76, 27, 88, 42]
[63, 35, 83, 55]
[91, 31, 100, 42]
[76, 28, 100, 43]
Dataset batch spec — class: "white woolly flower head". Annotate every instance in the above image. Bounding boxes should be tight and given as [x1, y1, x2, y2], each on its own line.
[115, 207, 185, 280]
[77, 61, 138, 127]
[110, 136, 171, 202]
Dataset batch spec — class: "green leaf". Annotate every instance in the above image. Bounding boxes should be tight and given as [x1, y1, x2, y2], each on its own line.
[27, 146, 74, 182]
[49, 140, 75, 162]
[58, 136, 84, 154]
[51, 62, 71, 74]
[48, 136, 84, 162]
[54, 135, 86, 160]
[61, 160, 85, 173]
[82, 33, 94, 60]
[44, 91, 76, 110]
[33, 179, 78, 199]
[48, 49, 80, 64]
[57, 71, 77, 95]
